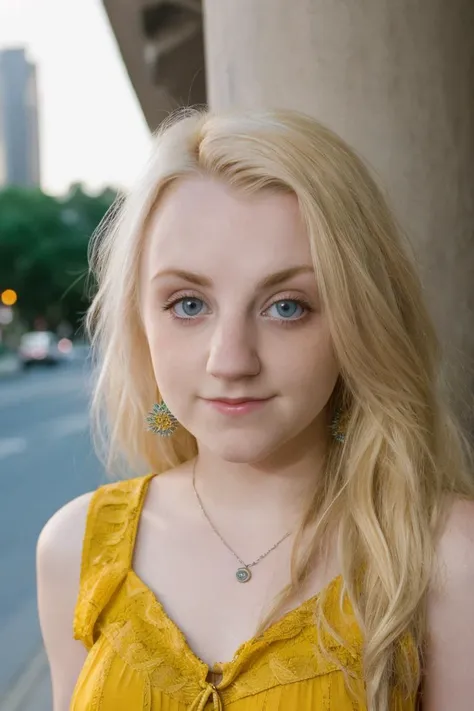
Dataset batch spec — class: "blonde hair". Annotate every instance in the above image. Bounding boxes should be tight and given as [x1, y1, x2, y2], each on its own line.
[86, 108, 474, 710]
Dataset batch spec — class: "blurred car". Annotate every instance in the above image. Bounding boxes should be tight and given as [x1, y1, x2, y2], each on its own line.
[18, 331, 74, 368]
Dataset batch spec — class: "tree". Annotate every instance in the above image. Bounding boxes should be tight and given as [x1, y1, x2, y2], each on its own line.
[0, 184, 117, 335]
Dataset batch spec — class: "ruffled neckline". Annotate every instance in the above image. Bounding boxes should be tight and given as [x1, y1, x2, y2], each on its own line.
[125, 567, 353, 689]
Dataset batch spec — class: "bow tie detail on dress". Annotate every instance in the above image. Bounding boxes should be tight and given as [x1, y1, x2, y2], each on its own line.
[189, 681, 223, 711]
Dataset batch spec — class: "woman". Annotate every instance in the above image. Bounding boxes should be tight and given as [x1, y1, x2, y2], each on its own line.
[37, 109, 474, 711]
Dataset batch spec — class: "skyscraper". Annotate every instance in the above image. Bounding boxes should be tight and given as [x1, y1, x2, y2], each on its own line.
[0, 48, 41, 188]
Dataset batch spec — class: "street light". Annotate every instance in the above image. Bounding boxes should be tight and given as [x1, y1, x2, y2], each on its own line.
[1, 289, 18, 307]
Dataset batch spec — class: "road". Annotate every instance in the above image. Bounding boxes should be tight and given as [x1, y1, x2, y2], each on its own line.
[0, 358, 105, 710]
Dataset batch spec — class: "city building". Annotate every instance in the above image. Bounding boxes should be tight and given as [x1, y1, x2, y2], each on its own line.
[0, 48, 41, 188]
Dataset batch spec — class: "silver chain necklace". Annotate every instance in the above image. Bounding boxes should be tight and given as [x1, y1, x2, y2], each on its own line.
[192, 459, 292, 583]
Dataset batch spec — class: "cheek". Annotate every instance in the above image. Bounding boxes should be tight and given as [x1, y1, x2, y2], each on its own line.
[143, 315, 183, 385]
[281, 328, 338, 389]
[284, 345, 339, 423]
[144, 301, 175, 348]
[149, 342, 186, 387]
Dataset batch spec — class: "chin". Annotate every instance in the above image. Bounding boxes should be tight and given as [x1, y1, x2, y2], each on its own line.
[199, 429, 286, 464]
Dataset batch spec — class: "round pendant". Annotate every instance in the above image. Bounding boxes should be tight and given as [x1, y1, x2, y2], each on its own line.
[236, 566, 252, 583]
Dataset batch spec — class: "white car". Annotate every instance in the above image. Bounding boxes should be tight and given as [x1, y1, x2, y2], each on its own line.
[18, 331, 73, 368]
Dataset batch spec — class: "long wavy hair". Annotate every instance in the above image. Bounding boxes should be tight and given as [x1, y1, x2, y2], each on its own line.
[85, 108, 474, 710]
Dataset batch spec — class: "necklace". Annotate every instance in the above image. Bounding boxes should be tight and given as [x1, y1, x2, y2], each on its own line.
[192, 459, 292, 583]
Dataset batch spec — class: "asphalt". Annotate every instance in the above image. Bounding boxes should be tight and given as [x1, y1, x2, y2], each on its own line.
[0, 356, 105, 710]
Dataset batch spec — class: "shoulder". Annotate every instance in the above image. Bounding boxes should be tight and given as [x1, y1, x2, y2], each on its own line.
[37, 474, 154, 572]
[36, 478, 142, 646]
[426, 495, 474, 623]
[431, 496, 474, 592]
[422, 496, 474, 710]
[37, 491, 94, 579]
[36, 492, 96, 705]
[37, 490, 94, 628]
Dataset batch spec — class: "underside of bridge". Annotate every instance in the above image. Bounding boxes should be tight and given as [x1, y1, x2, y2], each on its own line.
[102, 0, 207, 130]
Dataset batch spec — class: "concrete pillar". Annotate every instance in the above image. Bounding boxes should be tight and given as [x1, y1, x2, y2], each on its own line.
[202, 0, 474, 415]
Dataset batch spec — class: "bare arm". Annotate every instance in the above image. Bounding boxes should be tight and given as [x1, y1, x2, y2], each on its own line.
[36, 492, 93, 711]
[422, 498, 474, 710]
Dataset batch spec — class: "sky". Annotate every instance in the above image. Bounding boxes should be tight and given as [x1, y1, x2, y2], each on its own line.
[0, 0, 152, 194]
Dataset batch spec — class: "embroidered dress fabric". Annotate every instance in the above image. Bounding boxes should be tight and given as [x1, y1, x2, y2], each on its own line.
[71, 474, 417, 710]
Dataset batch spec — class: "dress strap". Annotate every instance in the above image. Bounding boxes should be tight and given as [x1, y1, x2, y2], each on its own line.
[73, 473, 155, 649]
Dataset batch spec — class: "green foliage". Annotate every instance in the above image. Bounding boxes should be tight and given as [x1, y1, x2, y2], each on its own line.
[0, 183, 118, 334]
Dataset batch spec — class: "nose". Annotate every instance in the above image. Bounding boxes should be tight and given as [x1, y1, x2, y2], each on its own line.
[206, 316, 261, 380]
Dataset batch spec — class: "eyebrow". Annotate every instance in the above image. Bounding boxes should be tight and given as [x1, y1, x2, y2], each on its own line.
[152, 265, 315, 290]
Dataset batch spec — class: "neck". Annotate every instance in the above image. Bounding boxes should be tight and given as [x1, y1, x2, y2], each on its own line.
[193, 421, 330, 532]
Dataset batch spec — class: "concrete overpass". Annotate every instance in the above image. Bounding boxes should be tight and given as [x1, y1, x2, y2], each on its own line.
[102, 0, 206, 129]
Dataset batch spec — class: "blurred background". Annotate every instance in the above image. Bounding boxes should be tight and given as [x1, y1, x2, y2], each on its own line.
[0, 1, 472, 710]
[0, 2, 152, 709]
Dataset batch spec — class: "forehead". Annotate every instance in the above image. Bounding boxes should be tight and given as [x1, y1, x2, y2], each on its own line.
[144, 176, 314, 279]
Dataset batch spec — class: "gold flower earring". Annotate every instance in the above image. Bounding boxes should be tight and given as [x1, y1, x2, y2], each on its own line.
[145, 400, 178, 437]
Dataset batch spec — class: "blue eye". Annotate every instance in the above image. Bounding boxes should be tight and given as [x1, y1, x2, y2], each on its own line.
[163, 295, 311, 324]
[266, 300, 305, 320]
[173, 297, 206, 318]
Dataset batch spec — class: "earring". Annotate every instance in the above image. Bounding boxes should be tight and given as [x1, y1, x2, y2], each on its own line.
[145, 400, 178, 437]
[330, 406, 347, 443]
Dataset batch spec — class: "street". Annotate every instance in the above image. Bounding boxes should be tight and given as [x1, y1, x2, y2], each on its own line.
[0, 357, 105, 710]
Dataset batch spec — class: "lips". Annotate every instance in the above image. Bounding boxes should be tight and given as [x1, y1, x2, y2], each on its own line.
[204, 397, 271, 405]
[202, 396, 273, 416]
[208, 398, 268, 404]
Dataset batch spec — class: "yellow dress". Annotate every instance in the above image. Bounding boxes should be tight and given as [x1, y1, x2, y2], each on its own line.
[71, 474, 417, 710]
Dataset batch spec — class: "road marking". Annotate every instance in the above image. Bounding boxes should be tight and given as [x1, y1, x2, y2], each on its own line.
[0, 438, 27, 460]
[0, 647, 49, 711]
